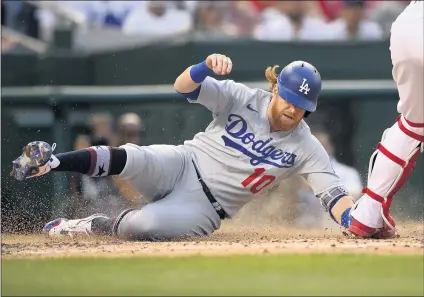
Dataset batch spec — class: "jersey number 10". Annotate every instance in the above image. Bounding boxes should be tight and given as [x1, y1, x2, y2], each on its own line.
[241, 168, 276, 194]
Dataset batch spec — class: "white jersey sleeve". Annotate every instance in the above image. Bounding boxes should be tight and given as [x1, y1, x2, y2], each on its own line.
[187, 77, 241, 115]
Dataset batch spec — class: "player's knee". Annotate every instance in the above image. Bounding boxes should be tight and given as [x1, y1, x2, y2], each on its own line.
[399, 115, 424, 137]
[116, 208, 164, 241]
[118, 144, 145, 178]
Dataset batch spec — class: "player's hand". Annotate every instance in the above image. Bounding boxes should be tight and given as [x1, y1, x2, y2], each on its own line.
[206, 54, 233, 76]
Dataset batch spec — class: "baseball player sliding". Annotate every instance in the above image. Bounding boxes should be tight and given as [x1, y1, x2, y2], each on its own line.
[349, 0, 423, 239]
[12, 54, 364, 241]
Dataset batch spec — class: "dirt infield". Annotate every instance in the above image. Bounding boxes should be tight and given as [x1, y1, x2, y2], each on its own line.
[2, 221, 423, 259]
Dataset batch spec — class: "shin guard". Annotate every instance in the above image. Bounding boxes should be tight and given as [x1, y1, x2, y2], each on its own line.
[350, 115, 423, 238]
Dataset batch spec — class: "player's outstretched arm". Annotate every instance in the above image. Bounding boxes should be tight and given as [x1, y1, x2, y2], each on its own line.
[173, 53, 233, 94]
[301, 170, 355, 229]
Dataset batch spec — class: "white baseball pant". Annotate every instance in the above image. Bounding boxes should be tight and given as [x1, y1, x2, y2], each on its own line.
[352, 1, 424, 228]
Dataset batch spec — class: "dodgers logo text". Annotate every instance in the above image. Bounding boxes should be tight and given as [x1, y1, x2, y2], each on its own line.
[221, 114, 296, 168]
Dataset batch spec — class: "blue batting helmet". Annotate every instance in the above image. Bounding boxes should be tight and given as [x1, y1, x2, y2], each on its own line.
[277, 61, 322, 112]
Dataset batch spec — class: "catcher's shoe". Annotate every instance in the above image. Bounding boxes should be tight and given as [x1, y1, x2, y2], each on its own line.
[43, 214, 109, 238]
[10, 141, 60, 181]
[349, 196, 396, 239]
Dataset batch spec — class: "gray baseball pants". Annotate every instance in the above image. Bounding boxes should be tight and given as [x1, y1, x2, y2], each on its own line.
[115, 144, 221, 241]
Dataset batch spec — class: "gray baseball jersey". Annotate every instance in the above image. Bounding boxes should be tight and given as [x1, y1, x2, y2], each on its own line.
[184, 77, 344, 217]
[116, 76, 345, 240]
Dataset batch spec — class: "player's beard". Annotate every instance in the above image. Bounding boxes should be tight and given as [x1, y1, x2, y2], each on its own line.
[278, 113, 297, 131]
[268, 105, 297, 132]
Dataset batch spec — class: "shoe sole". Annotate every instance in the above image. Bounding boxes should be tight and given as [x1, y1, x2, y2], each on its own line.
[10, 143, 53, 180]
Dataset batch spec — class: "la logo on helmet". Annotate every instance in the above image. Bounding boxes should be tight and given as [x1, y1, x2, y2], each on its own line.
[299, 78, 310, 95]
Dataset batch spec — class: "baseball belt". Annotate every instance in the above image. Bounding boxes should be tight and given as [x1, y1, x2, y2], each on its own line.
[192, 161, 227, 220]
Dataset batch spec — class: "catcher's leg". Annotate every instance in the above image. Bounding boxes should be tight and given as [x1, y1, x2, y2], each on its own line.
[349, 8, 424, 239]
[349, 117, 423, 238]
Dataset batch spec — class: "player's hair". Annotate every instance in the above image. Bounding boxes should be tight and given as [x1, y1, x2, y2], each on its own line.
[265, 65, 280, 90]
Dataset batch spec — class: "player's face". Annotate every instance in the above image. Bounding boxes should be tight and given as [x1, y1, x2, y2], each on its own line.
[268, 90, 306, 132]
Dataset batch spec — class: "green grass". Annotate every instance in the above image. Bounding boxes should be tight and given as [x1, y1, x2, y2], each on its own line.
[2, 254, 423, 296]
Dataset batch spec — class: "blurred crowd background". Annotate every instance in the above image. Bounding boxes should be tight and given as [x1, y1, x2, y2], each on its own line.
[67, 112, 146, 219]
[1, 0, 410, 53]
[1, 0, 422, 233]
